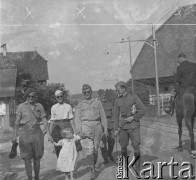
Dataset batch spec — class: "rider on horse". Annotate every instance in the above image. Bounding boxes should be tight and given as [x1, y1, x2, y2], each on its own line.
[169, 53, 196, 115]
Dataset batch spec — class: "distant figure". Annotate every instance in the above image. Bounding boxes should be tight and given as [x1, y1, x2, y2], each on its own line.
[170, 53, 196, 158]
[169, 53, 196, 115]
[98, 90, 115, 164]
[50, 90, 74, 157]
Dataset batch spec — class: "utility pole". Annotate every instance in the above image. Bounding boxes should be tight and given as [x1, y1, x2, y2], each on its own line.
[152, 24, 161, 116]
[117, 24, 160, 115]
[128, 36, 134, 94]
[116, 37, 134, 94]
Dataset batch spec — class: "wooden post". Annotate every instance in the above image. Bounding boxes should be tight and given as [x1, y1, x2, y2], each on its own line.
[152, 24, 161, 116]
[128, 36, 134, 94]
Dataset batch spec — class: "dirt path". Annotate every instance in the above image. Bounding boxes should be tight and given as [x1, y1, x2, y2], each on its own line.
[0, 119, 195, 180]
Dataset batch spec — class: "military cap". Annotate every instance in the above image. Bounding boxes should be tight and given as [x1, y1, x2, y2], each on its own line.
[82, 84, 92, 92]
[178, 53, 186, 58]
[115, 81, 127, 89]
[55, 90, 62, 96]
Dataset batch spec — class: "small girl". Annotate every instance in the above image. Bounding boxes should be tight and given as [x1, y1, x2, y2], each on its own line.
[52, 128, 81, 180]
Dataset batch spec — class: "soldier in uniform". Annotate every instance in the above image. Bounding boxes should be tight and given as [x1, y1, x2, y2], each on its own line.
[169, 53, 196, 114]
[98, 90, 115, 164]
[114, 81, 146, 176]
[74, 84, 108, 180]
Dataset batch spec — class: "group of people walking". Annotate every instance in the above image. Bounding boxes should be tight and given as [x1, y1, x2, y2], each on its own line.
[12, 80, 147, 180]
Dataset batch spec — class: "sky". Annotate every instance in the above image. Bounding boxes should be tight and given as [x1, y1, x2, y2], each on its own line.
[0, 0, 195, 94]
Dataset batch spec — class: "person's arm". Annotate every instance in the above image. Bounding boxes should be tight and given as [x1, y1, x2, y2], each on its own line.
[98, 100, 108, 132]
[68, 105, 75, 133]
[132, 95, 146, 121]
[53, 139, 63, 146]
[175, 66, 182, 85]
[74, 134, 81, 141]
[74, 104, 82, 134]
[114, 99, 120, 130]
[49, 106, 55, 134]
[40, 104, 52, 140]
[13, 105, 22, 142]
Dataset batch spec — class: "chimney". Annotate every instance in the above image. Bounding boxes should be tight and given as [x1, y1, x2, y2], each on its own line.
[1, 43, 7, 56]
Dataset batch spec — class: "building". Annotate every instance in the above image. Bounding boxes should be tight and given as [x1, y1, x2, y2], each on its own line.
[131, 4, 196, 97]
[0, 69, 17, 128]
[0, 46, 49, 128]
[0, 47, 48, 84]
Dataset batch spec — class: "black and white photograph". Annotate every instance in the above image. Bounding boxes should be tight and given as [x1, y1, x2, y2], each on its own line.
[0, 0, 196, 179]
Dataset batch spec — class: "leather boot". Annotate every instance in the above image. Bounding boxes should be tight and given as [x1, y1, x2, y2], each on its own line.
[134, 153, 141, 178]
[93, 153, 98, 165]
[90, 168, 97, 180]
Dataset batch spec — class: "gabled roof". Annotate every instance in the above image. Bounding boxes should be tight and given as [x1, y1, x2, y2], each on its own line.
[0, 69, 17, 97]
[131, 4, 196, 84]
[0, 51, 48, 81]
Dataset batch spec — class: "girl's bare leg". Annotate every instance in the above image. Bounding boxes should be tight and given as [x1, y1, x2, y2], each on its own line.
[70, 172, 74, 180]
[64, 172, 69, 180]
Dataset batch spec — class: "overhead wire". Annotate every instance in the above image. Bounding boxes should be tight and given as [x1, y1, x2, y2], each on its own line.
[118, 0, 187, 66]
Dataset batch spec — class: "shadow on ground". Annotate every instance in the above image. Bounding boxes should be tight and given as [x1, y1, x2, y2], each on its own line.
[0, 151, 25, 179]
[181, 139, 196, 154]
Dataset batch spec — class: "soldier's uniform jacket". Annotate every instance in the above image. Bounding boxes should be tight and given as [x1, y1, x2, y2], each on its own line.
[101, 100, 114, 129]
[175, 61, 196, 87]
[114, 93, 146, 130]
[74, 98, 108, 132]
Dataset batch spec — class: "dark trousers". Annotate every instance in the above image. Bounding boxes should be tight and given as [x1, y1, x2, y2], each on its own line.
[51, 120, 73, 157]
[100, 128, 115, 160]
[118, 127, 140, 154]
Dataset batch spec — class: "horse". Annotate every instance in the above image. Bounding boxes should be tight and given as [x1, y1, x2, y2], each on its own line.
[175, 86, 196, 158]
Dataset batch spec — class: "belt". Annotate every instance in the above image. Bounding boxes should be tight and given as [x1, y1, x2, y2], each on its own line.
[51, 119, 70, 122]
[82, 118, 101, 122]
[120, 113, 133, 118]
[20, 122, 40, 126]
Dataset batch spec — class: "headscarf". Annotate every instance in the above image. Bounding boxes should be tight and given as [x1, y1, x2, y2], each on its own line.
[23, 88, 36, 99]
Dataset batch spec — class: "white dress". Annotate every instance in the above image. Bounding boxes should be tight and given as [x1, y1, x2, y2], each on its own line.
[56, 136, 79, 172]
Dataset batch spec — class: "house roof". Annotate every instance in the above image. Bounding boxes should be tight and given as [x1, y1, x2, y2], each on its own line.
[0, 51, 48, 81]
[0, 69, 17, 97]
[131, 4, 196, 84]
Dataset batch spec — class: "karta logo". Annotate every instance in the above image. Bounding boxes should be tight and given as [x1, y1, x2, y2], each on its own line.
[116, 156, 195, 179]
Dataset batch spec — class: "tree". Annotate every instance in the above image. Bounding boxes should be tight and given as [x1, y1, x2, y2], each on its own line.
[35, 83, 69, 118]
[126, 79, 149, 104]
[71, 99, 80, 108]
[105, 89, 116, 104]
[98, 89, 117, 104]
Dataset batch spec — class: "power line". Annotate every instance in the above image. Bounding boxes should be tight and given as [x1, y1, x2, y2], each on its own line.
[122, 0, 187, 56]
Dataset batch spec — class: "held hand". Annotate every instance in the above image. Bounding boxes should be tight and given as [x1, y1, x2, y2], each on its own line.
[114, 130, 119, 137]
[104, 129, 109, 137]
[48, 135, 53, 142]
[12, 136, 17, 143]
[125, 116, 134, 123]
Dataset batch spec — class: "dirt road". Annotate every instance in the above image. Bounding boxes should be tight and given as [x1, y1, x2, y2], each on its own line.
[0, 119, 195, 180]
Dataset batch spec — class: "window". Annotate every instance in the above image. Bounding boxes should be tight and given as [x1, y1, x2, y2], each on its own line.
[164, 86, 169, 92]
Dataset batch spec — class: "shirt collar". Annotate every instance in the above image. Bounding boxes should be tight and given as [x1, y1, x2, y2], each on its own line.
[25, 101, 38, 106]
[83, 97, 95, 104]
